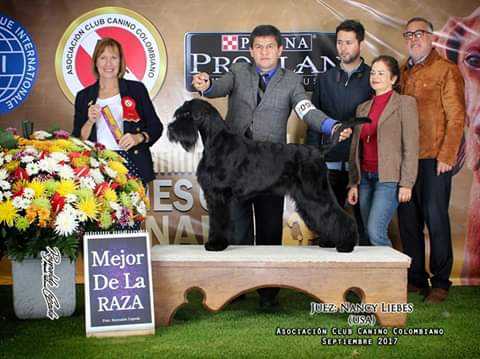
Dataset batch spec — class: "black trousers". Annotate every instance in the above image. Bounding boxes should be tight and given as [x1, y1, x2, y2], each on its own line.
[328, 169, 368, 245]
[397, 159, 453, 290]
[230, 194, 284, 300]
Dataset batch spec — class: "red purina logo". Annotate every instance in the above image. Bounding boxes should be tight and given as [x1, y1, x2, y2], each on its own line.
[221, 34, 239, 51]
[55, 7, 167, 103]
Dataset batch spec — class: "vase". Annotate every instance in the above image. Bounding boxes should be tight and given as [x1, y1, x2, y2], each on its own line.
[11, 256, 76, 319]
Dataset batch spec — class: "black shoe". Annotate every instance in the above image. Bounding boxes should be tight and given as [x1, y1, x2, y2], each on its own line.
[407, 283, 430, 297]
[231, 294, 247, 304]
[259, 296, 281, 312]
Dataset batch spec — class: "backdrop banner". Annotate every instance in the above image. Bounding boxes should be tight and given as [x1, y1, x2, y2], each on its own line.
[0, 1, 478, 286]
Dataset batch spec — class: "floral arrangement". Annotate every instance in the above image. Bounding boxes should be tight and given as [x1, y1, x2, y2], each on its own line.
[0, 128, 149, 261]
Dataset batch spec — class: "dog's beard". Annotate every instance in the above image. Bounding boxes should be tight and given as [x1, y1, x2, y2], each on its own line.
[167, 117, 199, 152]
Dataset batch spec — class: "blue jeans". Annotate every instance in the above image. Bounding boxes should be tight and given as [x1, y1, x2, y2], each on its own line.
[359, 172, 398, 246]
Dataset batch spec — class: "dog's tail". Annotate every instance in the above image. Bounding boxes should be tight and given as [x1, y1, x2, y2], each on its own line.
[319, 117, 371, 154]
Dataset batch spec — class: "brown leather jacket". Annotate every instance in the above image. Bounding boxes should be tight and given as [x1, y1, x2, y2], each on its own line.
[401, 50, 465, 166]
[349, 92, 419, 188]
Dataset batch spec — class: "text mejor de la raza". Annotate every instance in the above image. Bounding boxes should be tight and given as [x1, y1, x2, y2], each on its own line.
[91, 250, 146, 311]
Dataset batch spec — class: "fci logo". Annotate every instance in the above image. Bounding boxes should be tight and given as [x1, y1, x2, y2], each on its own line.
[0, 13, 39, 115]
[55, 7, 167, 103]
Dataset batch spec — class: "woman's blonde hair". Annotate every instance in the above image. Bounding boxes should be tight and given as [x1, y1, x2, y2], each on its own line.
[91, 37, 126, 79]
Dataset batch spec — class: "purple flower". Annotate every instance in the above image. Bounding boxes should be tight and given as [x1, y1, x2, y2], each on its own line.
[5, 127, 18, 135]
[53, 130, 70, 139]
[118, 207, 132, 226]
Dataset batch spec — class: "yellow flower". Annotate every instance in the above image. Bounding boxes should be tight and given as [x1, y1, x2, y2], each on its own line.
[108, 161, 128, 176]
[0, 200, 18, 226]
[57, 179, 77, 196]
[116, 174, 127, 186]
[4, 160, 20, 172]
[27, 180, 45, 198]
[26, 206, 37, 223]
[76, 197, 98, 221]
[72, 156, 89, 168]
[54, 139, 75, 151]
[37, 207, 50, 227]
[103, 188, 117, 202]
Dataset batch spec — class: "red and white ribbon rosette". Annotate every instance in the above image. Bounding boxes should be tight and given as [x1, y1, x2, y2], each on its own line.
[121, 96, 140, 123]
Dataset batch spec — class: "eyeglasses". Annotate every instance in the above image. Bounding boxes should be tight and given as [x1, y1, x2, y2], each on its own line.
[403, 30, 432, 40]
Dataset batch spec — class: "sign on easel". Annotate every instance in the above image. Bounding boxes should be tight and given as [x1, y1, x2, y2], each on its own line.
[83, 231, 155, 337]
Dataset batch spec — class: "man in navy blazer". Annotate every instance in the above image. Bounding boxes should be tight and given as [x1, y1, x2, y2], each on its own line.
[73, 78, 162, 184]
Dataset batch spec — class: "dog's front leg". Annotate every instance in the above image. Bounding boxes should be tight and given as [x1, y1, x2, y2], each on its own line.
[204, 194, 230, 251]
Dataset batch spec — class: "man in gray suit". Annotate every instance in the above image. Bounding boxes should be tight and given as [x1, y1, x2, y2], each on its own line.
[192, 24, 350, 309]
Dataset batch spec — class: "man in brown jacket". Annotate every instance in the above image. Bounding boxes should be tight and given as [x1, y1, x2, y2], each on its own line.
[398, 17, 466, 303]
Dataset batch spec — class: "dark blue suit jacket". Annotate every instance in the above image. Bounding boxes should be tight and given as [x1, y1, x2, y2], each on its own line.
[73, 79, 163, 183]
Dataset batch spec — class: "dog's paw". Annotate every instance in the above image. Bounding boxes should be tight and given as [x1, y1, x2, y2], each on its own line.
[335, 243, 355, 253]
[204, 240, 229, 251]
[318, 240, 336, 248]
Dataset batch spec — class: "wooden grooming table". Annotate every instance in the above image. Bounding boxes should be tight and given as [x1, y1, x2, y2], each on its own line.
[151, 245, 411, 327]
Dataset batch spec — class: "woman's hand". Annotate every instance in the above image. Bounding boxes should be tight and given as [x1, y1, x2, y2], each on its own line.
[398, 187, 412, 203]
[87, 104, 101, 124]
[347, 186, 358, 205]
[119, 133, 144, 151]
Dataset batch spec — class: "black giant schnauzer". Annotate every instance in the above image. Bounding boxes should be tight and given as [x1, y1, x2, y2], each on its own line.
[168, 99, 368, 253]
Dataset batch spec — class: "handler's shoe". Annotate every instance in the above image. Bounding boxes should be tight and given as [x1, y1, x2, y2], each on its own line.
[259, 297, 281, 312]
[407, 283, 430, 297]
[425, 288, 448, 304]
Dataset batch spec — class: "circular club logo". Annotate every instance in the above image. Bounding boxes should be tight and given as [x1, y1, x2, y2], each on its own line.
[0, 13, 39, 115]
[55, 7, 167, 103]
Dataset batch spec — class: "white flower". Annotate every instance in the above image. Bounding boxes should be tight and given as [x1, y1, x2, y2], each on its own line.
[4, 191, 12, 199]
[0, 180, 10, 191]
[57, 165, 75, 179]
[31, 130, 52, 140]
[54, 205, 79, 237]
[50, 152, 70, 163]
[79, 176, 96, 190]
[129, 192, 140, 205]
[26, 162, 40, 176]
[0, 192, 3, 202]
[21, 155, 35, 164]
[0, 169, 8, 181]
[104, 166, 117, 179]
[84, 140, 95, 148]
[70, 137, 92, 150]
[65, 194, 78, 204]
[90, 168, 105, 184]
[39, 157, 59, 174]
[23, 188, 35, 199]
[90, 157, 99, 168]
[13, 196, 31, 209]
[4, 154, 12, 162]
[110, 201, 121, 211]
[24, 147, 39, 156]
[136, 201, 147, 216]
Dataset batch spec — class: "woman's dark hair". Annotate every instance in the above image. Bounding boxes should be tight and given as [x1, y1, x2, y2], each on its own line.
[371, 55, 401, 92]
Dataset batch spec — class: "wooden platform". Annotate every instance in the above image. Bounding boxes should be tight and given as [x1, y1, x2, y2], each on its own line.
[151, 245, 411, 327]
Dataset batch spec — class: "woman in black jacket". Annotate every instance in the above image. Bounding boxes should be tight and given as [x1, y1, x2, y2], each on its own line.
[72, 37, 162, 184]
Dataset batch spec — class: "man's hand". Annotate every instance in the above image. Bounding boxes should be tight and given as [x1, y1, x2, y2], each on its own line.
[192, 72, 211, 93]
[331, 123, 352, 142]
[437, 160, 452, 176]
[347, 186, 358, 205]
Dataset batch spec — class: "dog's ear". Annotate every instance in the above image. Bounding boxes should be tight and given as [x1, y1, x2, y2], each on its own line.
[168, 101, 199, 152]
